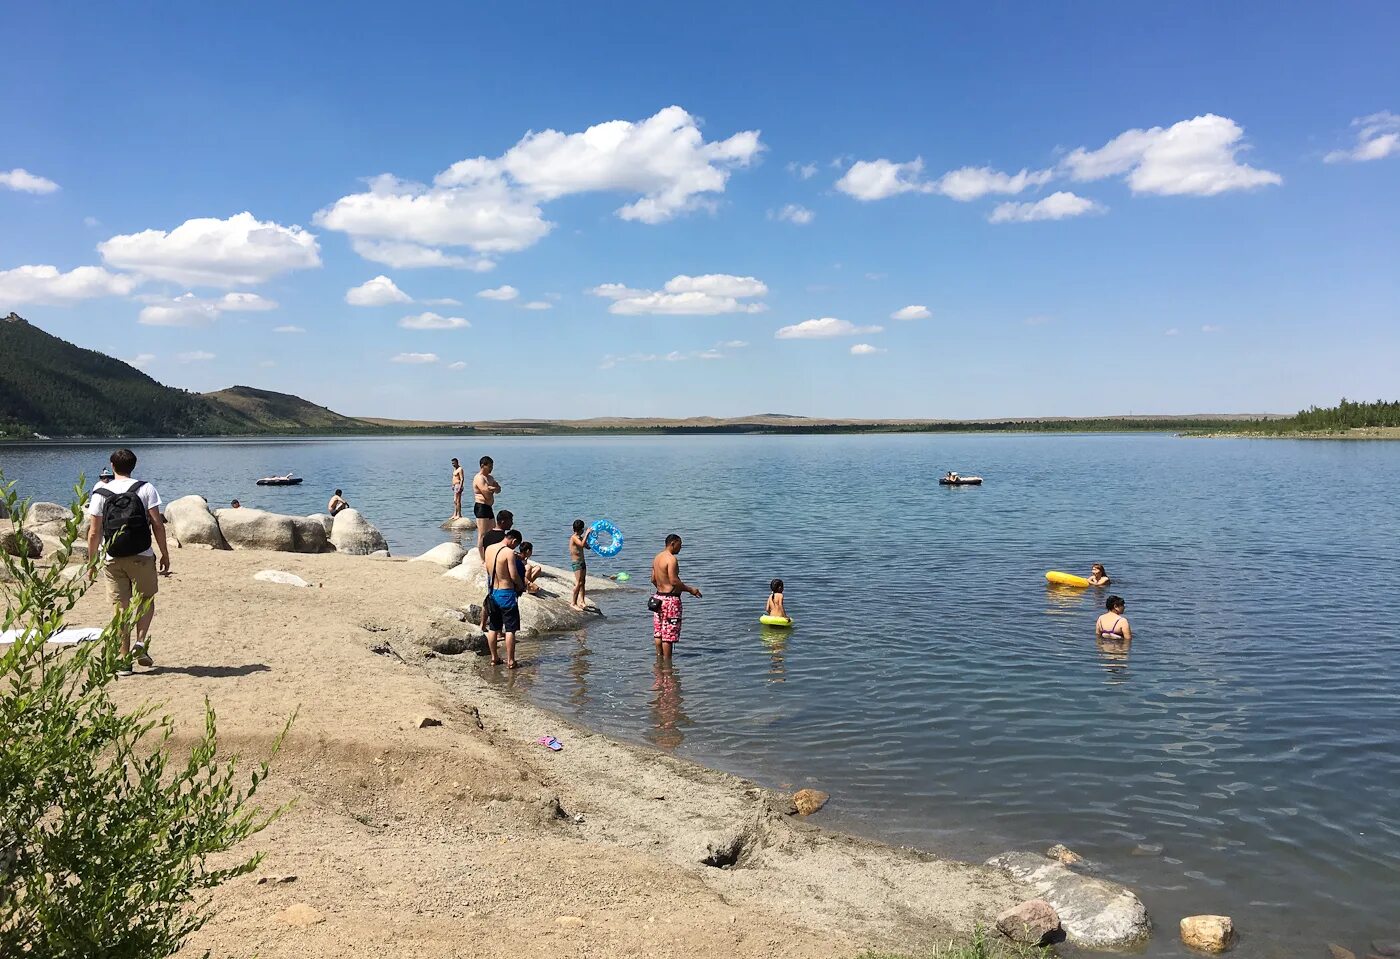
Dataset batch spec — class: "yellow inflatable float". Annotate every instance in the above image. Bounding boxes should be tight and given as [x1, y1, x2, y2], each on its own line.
[1045, 570, 1091, 588]
[759, 615, 794, 628]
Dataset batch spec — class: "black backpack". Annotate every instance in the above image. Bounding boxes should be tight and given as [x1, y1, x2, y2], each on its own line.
[93, 481, 152, 558]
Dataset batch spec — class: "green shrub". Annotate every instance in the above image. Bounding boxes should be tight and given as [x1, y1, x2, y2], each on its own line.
[1, 472, 292, 958]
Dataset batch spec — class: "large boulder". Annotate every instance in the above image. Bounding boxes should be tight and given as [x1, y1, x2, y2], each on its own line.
[1, 526, 43, 559]
[410, 542, 467, 569]
[24, 502, 71, 537]
[986, 851, 1150, 949]
[289, 516, 329, 554]
[330, 508, 388, 555]
[165, 495, 229, 550]
[215, 508, 297, 552]
[997, 899, 1062, 946]
[307, 513, 334, 539]
[36, 533, 88, 564]
[439, 516, 478, 531]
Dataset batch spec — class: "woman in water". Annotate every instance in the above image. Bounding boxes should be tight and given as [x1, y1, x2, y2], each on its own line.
[1088, 563, 1111, 586]
[1095, 595, 1131, 641]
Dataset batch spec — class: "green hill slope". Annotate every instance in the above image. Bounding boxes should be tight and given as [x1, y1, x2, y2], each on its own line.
[0, 312, 246, 438]
[202, 385, 365, 431]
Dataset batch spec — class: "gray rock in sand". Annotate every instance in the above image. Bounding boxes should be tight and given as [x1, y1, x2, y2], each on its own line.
[216, 507, 297, 552]
[985, 851, 1150, 949]
[307, 513, 334, 539]
[165, 495, 230, 550]
[24, 501, 70, 532]
[253, 570, 312, 588]
[329, 508, 388, 555]
[410, 542, 467, 569]
[1, 527, 43, 559]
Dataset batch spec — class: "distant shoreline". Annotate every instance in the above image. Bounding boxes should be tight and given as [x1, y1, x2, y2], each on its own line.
[1186, 426, 1400, 441]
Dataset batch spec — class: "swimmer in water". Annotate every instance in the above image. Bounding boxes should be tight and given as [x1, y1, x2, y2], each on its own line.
[1088, 563, 1111, 586]
[765, 578, 789, 621]
[1095, 595, 1131, 641]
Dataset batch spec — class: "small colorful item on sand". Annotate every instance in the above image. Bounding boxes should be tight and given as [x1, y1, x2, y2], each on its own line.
[584, 519, 624, 558]
[536, 735, 563, 751]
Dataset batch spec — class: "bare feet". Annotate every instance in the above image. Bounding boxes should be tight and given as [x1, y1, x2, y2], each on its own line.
[491, 657, 503, 666]
[506, 660, 519, 669]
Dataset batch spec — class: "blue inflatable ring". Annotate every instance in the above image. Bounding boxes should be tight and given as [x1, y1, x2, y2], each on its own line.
[585, 519, 623, 558]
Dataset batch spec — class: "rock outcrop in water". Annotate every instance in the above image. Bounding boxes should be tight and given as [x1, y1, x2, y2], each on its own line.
[985, 850, 1150, 949]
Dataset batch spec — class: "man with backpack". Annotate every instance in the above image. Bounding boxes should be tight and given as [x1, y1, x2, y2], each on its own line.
[84, 448, 170, 675]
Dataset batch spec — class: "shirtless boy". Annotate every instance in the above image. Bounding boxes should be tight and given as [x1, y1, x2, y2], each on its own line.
[650, 534, 701, 658]
[451, 458, 465, 519]
[569, 519, 590, 611]
[484, 529, 524, 668]
[472, 456, 502, 557]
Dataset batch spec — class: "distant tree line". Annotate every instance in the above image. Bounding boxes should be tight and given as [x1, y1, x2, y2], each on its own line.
[1282, 398, 1400, 432]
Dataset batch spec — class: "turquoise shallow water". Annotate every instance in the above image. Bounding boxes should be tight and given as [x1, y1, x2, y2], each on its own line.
[4, 433, 1399, 957]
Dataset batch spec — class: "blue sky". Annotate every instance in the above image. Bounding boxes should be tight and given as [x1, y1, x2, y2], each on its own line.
[2, 1, 1397, 419]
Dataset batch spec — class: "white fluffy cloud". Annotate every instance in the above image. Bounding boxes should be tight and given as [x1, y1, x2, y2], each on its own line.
[834, 158, 933, 201]
[770, 203, 815, 225]
[350, 239, 496, 272]
[398, 311, 469, 330]
[850, 343, 886, 355]
[99, 212, 321, 287]
[448, 360, 467, 370]
[177, 350, 215, 363]
[128, 353, 155, 369]
[989, 192, 1104, 223]
[318, 107, 762, 267]
[391, 352, 439, 364]
[933, 166, 1053, 201]
[522, 301, 552, 310]
[891, 304, 930, 321]
[775, 317, 883, 339]
[346, 275, 412, 306]
[1062, 114, 1280, 196]
[138, 291, 278, 326]
[0, 168, 60, 194]
[1325, 111, 1400, 163]
[787, 161, 818, 180]
[274, 325, 305, 334]
[590, 273, 768, 315]
[477, 285, 519, 301]
[0, 264, 139, 304]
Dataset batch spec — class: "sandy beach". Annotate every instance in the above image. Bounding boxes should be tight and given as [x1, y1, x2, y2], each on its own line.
[60, 546, 1030, 958]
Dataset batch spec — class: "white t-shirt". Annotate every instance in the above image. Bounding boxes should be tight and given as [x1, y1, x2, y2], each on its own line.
[84, 477, 162, 558]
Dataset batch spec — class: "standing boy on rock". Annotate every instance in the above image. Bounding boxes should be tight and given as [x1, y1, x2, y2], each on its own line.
[472, 455, 501, 557]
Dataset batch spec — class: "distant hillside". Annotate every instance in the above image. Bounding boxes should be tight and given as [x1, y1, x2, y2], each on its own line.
[0, 312, 245, 438]
[203, 386, 366, 431]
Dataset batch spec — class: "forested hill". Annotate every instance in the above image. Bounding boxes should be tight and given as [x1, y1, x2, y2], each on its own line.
[201, 386, 365, 431]
[0, 313, 246, 438]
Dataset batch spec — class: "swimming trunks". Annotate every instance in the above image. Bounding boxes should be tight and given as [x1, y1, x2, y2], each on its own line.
[473, 502, 495, 520]
[570, 559, 586, 573]
[487, 587, 520, 633]
[652, 593, 682, 644]
[453, 482, 463, 494]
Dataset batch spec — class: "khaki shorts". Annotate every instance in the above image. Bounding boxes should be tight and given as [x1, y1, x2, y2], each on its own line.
[104, 554, 159, 607]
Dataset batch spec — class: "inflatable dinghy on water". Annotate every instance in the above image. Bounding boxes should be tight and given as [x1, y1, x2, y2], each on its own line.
[938, 475, 983, 486]
[256, 476, 303, 486]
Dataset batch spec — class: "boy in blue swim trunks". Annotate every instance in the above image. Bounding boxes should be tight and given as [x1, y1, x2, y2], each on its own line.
[484, 530, 524, 668]
[569, 519, 590, 611]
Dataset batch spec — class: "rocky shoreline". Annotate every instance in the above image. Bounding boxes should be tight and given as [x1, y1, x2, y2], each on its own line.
[5, 500, 1173, 955]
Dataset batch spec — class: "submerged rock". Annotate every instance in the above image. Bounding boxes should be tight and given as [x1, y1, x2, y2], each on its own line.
[165, 495, 230, 550]
[330, 508, 388, 555]
[439, 516, 478, 530]
[792, 789, 830, 816]
[1180, 914, 1235, 953]
[986, 851, 1150, 949]
[1327, 945, 1356, 959]
[1047, 843, 1084, 866]
[996, 898, 1061, 946]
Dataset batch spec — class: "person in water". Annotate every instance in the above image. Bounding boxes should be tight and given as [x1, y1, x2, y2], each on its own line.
[765, 578, 789, 621]
[328, 489, 349, 516]
[484, 529, 524, 668]
[230, 499, 241, 509]
[472, 455, 502, 557]
[476, 510, 516, 635]
[450, 458, 465, 519]
[1096, 595, 1131, 641]
[650, 534, 701, 659]
[1088, 563, 1111, 586]
[569, 519, 590, 611]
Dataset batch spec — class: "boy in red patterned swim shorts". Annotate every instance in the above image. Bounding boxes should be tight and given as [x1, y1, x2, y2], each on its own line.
[650, 534, 702, 659]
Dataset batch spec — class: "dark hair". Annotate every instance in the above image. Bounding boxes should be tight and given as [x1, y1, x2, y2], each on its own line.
[497, 509, 514, 528]
[110, 448, 137, 474]
[334, 489, 343, 496]
[451, 458, 459, 465]
[1106, 595, 1125, 611]
[479, 456, 493, 467]
[1092, 563, 1106, 573]
[572, 519, 585, 534]
[519, 541, 533, 554]
[665, 533, 682, 547]
[770, 578, 784, 593]
[504, 529, 522, 545]
[231, 499, 240, 506]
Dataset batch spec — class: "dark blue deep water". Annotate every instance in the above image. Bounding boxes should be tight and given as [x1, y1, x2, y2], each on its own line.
[4, 433, 1398, 957]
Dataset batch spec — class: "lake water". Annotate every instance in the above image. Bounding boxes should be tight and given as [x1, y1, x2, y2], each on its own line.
[3, 433, 1398, 957]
